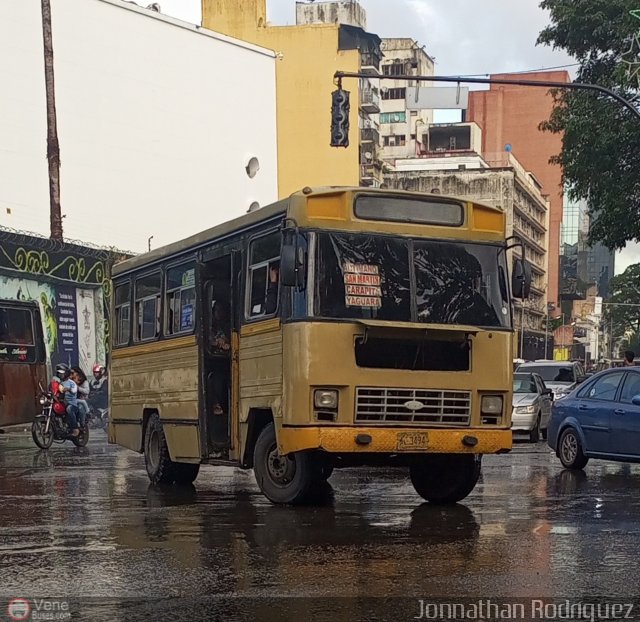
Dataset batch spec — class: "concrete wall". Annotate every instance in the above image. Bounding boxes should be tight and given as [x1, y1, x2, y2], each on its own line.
[203, 0, 362, 198]
[467, 71, 569, 313]
[0, 0, 278, 252]
[296, 1, 367, 29]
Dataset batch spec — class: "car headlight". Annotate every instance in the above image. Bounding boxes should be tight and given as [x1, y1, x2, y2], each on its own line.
[314, 389, 339, 410]
[554, 389, 569, 400]
[481, 395, 503, 415]
[515, 404, 537, 414]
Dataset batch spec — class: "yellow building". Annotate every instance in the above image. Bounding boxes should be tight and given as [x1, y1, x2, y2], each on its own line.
[202, 0, 383, 197]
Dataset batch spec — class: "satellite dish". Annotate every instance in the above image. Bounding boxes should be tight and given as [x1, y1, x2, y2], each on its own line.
[248, 201, 260, 213]
[245, 157, 260, 178]
[505, 143, 512, 152]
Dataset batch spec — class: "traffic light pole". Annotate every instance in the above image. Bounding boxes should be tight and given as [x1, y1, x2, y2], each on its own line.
[333, 72, 640, 121]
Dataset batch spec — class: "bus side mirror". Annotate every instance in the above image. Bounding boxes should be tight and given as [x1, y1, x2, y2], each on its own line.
[280, 232, 306, 289]
[512, 258, 531, 300]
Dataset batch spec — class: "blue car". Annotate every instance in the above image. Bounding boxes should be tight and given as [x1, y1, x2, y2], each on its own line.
[547, 367, 640, 469]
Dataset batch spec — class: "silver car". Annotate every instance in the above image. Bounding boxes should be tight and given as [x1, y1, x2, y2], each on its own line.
[511, 372, 553, 443]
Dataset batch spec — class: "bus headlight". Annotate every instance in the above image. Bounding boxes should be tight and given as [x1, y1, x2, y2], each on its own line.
[481, 395, 503, 415]
[314, 389, 339, 410]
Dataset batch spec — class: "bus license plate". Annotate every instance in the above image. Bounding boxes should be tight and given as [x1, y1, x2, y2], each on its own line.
[396, 432, 428, 451]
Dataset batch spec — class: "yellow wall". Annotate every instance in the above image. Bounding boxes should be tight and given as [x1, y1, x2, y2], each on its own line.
[202, 0, 361, 198]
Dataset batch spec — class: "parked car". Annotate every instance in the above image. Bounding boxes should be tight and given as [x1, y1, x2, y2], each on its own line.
[547, 367, 640, 469]
[515, 360, 586, 401]
[511, 372, 553, 442]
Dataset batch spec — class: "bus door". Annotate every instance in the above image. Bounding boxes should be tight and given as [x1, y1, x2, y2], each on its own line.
[198, 252, 240, 459]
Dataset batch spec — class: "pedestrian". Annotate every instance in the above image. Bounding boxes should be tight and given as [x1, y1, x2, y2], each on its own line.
[624, 350, 636, 366]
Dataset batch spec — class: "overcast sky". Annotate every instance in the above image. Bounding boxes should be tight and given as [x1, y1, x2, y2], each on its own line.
[153, 0, 638, 273]
[158, 0, 576, 75]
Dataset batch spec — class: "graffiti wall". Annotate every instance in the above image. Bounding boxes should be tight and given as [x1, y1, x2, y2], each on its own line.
[0, 275, 102, 372]
[0, 229, 129, 373]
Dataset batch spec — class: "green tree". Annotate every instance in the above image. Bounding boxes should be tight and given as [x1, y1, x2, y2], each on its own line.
[538, 0, 640, 250]
[605, 263, 640, 355]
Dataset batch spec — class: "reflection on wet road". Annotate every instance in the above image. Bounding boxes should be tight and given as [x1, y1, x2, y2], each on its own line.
[1, 431, 639, 619]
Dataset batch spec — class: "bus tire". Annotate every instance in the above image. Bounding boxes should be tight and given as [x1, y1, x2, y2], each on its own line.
[173, 462, 200, 485]
[253, 423, 316, 505]
[410, 454, 481, 505]
[144, 413, 195, 485]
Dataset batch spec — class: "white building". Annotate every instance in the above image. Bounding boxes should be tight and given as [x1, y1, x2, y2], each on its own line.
[379, 38, 435, 161]
[0, 0, 278, 253]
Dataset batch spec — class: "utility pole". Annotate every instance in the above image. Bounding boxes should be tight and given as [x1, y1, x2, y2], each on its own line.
[544, 302, 555, 360]
[41, 0, 63, 240]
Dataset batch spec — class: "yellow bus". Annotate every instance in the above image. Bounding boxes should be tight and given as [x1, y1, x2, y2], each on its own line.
[108, 187, 530, 505]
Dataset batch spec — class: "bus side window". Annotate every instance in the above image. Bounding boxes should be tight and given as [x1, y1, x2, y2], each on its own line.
[134, 273, 161, 342]
[165, 264, 196, 336]
[247, 232, 280, 319]
[114, 283, 131, 347]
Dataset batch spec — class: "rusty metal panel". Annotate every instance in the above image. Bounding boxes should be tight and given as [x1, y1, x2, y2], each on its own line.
[0, 361, 47, 427]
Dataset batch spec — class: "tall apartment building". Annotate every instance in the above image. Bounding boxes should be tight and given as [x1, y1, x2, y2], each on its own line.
[384, 123, 551, 360]
[560, 195, 615, 303]
[203, 0, 385, 194]
[378, 39, 435, 160]
[467, 71, 570, 315]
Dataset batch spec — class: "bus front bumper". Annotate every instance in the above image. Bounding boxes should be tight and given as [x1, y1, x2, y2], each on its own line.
[277, 427, 511, 456]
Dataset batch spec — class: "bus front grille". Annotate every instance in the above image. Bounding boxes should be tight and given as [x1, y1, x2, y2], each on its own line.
[355, 388, 472, 425]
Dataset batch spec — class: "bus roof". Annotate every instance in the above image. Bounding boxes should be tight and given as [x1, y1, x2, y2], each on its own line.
[112, 186, 504, 277]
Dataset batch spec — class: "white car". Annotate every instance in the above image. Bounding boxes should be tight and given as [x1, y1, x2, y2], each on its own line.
[511, 372, 553, 443]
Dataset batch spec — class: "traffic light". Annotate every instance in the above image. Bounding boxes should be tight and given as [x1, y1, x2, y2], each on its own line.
[330, 88, 350, 147]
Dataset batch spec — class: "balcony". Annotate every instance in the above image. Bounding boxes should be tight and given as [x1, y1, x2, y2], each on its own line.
[360, 87, 380, 114]
[360, 127, 380, 145]
[360, 163, 383, 187]
[360, 51, 381, 76]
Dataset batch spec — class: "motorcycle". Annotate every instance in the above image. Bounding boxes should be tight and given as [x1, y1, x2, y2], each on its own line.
[31, 381, 89, 449]
[87, 405, 109, 430]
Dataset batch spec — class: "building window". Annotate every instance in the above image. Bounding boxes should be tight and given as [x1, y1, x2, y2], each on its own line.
[380, 111, 407, 124]
[166, 263, 196, 336]
[247, 232, 280, 319]
[382, 62, 405, 76]
[381, 87, 406, 100]
[134, 273, 161, 342]
[383, 134, 406, 147]
[114, 283, 131, 347]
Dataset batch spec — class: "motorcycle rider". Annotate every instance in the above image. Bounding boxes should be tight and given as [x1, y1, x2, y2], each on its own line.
[90, 364, 107, 391]
[71, 366, 90, 428]
[89, 364, 108, 412]
[55, 363, 80, 437]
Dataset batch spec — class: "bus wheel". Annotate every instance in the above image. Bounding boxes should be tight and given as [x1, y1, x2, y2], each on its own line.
[253, 423, 315, 505]
[410, 454, 481, 504]
[144, 413, 199, 485]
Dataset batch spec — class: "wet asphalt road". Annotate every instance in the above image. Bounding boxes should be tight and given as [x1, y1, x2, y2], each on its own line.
[1, 430, 640, 621]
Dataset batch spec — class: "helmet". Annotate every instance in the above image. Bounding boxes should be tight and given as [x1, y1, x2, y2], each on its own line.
[92, 364, 105, 376]
[55, 363, 70, 379]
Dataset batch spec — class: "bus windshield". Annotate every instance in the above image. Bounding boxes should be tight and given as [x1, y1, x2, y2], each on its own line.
[315, 232, 510, 328]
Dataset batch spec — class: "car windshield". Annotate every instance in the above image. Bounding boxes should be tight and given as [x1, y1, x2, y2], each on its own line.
[513, 374, 537, 393]
[314, 232, 511, 328]
[520, 365, 573, 384]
